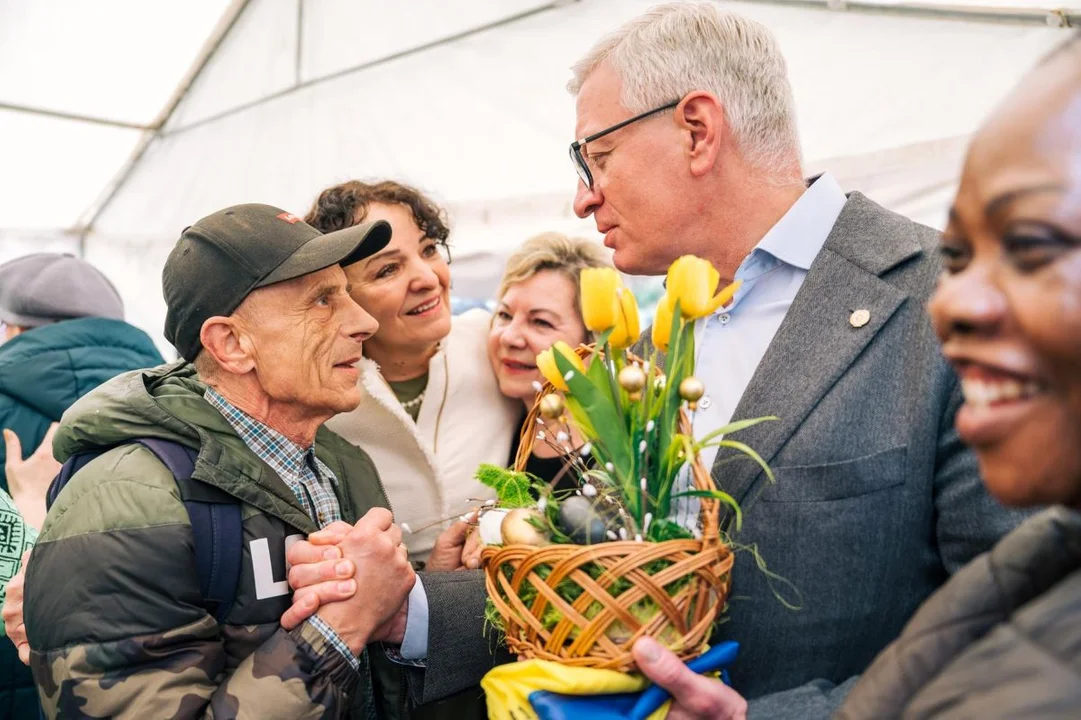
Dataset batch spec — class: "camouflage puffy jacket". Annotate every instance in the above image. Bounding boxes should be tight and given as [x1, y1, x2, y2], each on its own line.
[25, 362, 406, 719]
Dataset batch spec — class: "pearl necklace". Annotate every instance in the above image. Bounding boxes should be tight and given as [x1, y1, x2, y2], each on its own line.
[400, 392, 425, 411]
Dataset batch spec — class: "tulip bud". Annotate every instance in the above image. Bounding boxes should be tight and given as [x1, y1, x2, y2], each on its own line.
[535, 341, 585, 392]
[580, 267, 622, 333]
[652, 296, 675, 353]
[664, 255, 741, 320]
[608, 286, 641, 349]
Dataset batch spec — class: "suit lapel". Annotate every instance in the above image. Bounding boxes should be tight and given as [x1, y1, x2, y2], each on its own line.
[709, 193, 924, 526]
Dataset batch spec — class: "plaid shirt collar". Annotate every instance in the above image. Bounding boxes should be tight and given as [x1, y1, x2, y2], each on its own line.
[204, 387, 325, 474]
[203, 385, 342, 531]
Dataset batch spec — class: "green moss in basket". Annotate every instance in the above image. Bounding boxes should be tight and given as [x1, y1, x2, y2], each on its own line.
[476, 463, 536, 508]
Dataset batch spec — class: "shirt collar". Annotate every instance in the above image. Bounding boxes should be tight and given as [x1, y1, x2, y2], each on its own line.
[204, 386, 312, 478]
[753, 172, 847, 271]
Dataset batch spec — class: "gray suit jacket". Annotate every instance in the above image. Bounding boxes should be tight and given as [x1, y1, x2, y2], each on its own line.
[412, 193, 1026, 717]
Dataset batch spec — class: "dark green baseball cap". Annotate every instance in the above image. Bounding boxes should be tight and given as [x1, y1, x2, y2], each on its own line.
[162, 203, 391, 361]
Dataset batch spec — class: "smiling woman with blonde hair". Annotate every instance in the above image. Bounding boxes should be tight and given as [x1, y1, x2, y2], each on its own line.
[487, 231, 612, 489]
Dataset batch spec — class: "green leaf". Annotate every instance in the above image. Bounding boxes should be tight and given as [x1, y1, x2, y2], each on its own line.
[693, 416, 778, 447]
[586, 341, 616, 407]
[702, 439, 776, 484]
[670, 488, 743, 531]
[564, 395, 597, 439]
[474, 463, 536, 508]
[554, 348, 633, 481]
[646, 517, 695, 542]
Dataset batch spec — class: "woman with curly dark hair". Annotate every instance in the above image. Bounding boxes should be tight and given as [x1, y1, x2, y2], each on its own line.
[305, 180, 520, 568]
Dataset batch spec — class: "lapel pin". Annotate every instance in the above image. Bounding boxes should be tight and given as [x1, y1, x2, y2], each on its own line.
[849, 309, 871, 328]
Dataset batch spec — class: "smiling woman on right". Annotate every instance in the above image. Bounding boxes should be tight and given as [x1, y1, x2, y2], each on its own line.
[836, 32, 1081, 719]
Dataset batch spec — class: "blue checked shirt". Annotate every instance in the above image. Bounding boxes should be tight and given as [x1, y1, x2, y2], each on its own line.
[205, 387, 359, 671]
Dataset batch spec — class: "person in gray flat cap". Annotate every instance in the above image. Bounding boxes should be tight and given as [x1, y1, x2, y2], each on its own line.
[0, 252, 163, 720]
[0, 253, 124, 330]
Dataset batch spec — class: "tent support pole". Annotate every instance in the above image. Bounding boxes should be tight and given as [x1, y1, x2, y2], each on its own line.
[154, 0, 578, 139]
[730, 0, 1077, 27]
[0, 103, 153, 130]
[73, 0, 253, 239]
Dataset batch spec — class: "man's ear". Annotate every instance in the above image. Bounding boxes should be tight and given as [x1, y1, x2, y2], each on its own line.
[200, 316, 255, 375]
[678, 92, 725, 178]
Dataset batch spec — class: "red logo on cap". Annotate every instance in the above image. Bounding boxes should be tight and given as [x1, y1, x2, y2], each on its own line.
[276, 212, 301, 224]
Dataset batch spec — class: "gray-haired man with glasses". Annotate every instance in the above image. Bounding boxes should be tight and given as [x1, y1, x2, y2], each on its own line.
[565, 2, 1024, 718]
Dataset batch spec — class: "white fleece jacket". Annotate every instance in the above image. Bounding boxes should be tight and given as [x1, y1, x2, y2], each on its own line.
[326, 309, 521, 563]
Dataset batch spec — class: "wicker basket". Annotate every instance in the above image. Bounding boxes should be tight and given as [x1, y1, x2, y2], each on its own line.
[481, 348, 733, 672]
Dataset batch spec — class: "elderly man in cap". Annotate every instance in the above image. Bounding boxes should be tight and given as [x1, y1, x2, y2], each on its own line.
[16, 205, 426, 719]
[0, 253, 162, 720]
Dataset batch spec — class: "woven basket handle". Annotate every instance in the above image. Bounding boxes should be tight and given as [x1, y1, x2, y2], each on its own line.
[514, 344, 597, 471]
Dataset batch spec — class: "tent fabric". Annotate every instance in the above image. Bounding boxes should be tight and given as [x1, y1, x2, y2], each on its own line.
[0, 0, 1076, 353]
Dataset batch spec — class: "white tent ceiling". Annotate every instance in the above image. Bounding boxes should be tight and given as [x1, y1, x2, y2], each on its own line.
[0, 0, 1077, 353]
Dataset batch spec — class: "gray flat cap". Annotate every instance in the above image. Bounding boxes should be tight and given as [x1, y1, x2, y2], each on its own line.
[0, 253, 124, 328]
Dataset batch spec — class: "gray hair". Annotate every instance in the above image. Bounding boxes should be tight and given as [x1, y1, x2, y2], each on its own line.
[568, 2, 801, 174]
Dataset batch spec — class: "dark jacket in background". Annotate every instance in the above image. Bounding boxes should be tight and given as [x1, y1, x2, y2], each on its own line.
[0, 316, 163, 491]
[837, 506, 1081, 718]
[0, 316, 162, 720]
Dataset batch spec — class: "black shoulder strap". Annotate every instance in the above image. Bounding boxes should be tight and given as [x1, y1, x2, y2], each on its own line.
[47, 439, 243, 624]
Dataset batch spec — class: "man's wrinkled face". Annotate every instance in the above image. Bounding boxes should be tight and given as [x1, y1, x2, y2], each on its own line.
[238, 265, 377, 417]
[572, 63, 690, 275]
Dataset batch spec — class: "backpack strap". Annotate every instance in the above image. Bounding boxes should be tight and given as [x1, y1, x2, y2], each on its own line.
[133, 439, 243, 624]
[47, 450, 106, 509]
[48, 439, 243, 624]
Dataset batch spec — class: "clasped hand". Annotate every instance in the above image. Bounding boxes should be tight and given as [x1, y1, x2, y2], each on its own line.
[279, 508, 415, 653]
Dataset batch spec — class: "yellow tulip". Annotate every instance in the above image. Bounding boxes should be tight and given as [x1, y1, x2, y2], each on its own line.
[535, 341, 586, 392]
[665, 255, 743, 320]
[651, 296, 675, 353]
[608, 286, 641, 349]
[579, 267, 622, 332]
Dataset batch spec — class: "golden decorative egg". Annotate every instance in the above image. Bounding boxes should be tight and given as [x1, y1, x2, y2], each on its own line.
[618, 365, 647, 399]
[679, 377, 705, 403]
[538, 393, 565, 419]
[501, 508, 550, 546]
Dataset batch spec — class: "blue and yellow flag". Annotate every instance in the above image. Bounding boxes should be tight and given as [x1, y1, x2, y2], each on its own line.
[482, 659, 668, 720]
[481, 642, 739, 720]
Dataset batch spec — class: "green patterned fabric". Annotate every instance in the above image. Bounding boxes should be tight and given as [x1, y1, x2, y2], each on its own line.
[0, 487, 35, 636]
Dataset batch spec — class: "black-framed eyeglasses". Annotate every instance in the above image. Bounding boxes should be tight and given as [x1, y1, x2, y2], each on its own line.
[569, 99, 680, 190]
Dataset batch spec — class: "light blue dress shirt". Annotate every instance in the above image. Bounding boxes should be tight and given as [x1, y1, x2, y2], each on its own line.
[673, 173, 848, 530]
[399, 578, 428, 660]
